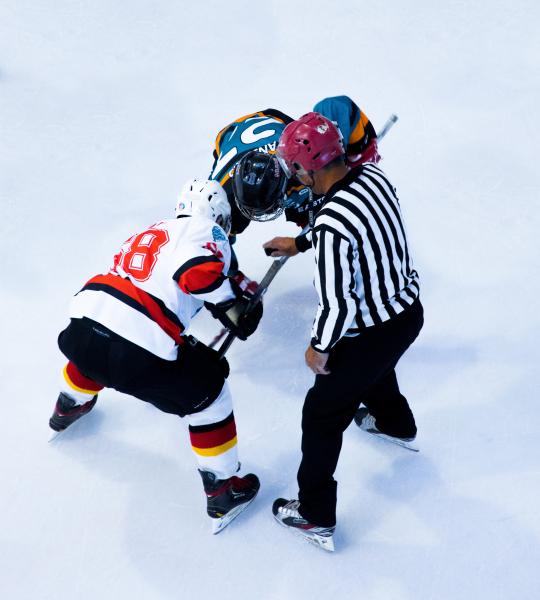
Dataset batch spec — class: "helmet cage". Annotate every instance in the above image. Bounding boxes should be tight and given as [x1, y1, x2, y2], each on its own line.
[233, 151, 288, 222]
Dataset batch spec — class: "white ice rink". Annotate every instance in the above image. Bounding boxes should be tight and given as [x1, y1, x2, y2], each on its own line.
[1, 1, 539, 598]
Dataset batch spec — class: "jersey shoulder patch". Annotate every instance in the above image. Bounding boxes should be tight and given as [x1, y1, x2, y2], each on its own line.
[212, 225, 227, 242]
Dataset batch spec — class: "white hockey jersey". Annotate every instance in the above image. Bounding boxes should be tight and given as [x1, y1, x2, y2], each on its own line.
[69, 215, 236, 360]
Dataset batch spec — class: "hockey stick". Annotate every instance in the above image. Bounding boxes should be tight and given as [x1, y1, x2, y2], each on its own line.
[216, 237, 306, 358]
[216, 113, 399, 358]
[209, 249, 299, 350]
[209, 252, 298, 350]
[208, 327, 228, 349]
[377, 113, 398, 141]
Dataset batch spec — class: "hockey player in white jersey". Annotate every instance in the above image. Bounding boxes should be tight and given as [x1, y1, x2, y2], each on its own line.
[49, 179, 263, 533]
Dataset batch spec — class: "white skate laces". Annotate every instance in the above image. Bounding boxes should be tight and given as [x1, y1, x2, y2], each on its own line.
[358, 412, 378, 432]
[277, 500, 302, 518]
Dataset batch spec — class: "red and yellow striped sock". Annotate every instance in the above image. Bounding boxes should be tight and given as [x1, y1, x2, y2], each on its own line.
[60, 361, 103, 405]
[189, 411, 238, 477]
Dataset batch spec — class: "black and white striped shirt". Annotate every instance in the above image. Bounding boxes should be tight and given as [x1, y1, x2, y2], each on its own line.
[311, 163, 420, 352]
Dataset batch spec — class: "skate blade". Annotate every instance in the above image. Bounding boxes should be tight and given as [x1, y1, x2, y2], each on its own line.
[211, 494, 258, 534]
[48, 429, 64, 443]
[360, 428, 419, 452]
[273, 515, 335, 552]
[370, 431, 419, 452]
[304, 532, 335, 552]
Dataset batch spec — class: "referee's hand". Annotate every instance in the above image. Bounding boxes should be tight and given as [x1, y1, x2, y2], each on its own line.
[263, 236, 299, 257]
[305, 346, 330, 375]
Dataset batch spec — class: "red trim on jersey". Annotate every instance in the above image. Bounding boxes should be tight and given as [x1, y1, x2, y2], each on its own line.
[85, 274, 185, 345]
[66, 361, 104, 392]
[177, 260, 225, 294]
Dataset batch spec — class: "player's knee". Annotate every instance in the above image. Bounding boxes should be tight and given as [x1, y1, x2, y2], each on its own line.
[177, 339, 229, 414]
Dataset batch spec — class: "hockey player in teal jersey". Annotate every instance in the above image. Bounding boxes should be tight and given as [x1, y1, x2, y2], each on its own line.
[209, 108, 294, 237]
[209, 96, 379, 237]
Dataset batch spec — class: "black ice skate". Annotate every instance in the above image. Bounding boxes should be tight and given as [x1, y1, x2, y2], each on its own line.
[272, 498, 335, 552]
[354, 407, 419, 452]
[199, 470, 260, 534]
[49, 392, 97, 433]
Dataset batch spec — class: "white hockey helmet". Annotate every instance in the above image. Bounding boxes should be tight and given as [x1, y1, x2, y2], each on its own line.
[175, 179, 232, 234]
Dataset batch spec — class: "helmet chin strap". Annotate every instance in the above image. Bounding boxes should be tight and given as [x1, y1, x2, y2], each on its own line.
[307, 188, 315, 229]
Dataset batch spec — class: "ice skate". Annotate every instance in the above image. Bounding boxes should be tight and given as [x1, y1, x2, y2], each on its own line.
[199, 470, 260, 534]
[354, 407, 419, 452]
[272, 498, 335, 552]
[49, 392, 97, 437]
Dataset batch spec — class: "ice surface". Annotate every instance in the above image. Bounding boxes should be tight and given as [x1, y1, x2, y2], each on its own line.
[1, 1, 539, 599]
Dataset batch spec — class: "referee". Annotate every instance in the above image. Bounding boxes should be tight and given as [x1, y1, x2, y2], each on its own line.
[271, 112, 424, 549]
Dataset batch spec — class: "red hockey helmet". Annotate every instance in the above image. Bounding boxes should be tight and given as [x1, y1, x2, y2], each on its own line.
[277, 112, 345, 176]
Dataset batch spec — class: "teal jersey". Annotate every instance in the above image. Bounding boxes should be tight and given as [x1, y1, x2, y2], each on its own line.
[209, 98, 377, 232]
[210, 109, 292, 187]
[209, 108, 292, 234]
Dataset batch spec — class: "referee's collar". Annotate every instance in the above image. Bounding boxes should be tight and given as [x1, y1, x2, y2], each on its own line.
[322, 165, 364, 205]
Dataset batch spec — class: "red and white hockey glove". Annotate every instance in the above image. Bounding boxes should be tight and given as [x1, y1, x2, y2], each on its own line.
[231, 271, 259, 297]
[347, 138, 381, 168]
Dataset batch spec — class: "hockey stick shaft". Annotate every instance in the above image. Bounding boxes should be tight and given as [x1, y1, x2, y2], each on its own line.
[216, 246, 300, 357]
[377, 114, 398, 141]
[208, 327, 228, 349]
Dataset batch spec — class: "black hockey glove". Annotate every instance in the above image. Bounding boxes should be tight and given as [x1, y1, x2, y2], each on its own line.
[206, 290, 263, 341]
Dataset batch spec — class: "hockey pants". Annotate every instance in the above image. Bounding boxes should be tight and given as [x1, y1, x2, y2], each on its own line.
[58, 317, 239, 478]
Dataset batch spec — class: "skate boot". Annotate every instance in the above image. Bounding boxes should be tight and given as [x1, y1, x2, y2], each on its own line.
[199, 470, 260, 534]
[354, 407, 418, 451]
[272, 498, 335, 552]
[49, 392, 97, 432]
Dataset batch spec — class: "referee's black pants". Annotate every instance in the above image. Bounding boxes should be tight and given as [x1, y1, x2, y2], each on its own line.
[297, 298, 424, 527]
